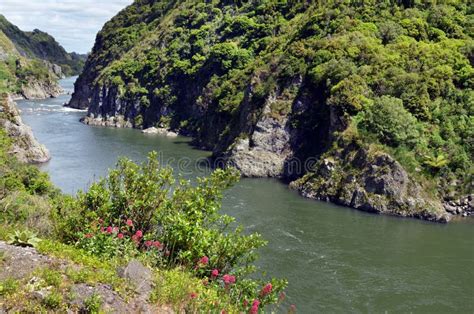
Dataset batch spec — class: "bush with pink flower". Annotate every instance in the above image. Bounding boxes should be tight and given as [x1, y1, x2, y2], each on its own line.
[57, 152, 288, 312]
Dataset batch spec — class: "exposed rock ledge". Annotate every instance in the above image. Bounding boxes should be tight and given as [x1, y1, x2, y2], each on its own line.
[142, 127, 178, 137]
[81, 115, 133, 128]
[0, 96, 50, 163]
[0, 241, 173, 313]
[226, 95, 292, 178]
[10, 76, 63, 101]
[289, 145, 450, 223]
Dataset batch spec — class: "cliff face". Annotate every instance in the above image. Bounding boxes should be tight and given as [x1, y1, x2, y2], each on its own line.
[0, 95, 50, 163]
[68, 1, 473, 222]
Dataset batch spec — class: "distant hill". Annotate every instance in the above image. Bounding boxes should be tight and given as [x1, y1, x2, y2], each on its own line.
[0, 26, 62, 98]
[0, 14, 86, 76]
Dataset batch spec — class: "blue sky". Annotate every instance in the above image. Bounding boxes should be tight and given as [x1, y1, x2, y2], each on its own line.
[0, 0, 133, 54]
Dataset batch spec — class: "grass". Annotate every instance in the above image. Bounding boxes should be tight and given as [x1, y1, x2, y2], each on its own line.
[0, 278, 19, 296]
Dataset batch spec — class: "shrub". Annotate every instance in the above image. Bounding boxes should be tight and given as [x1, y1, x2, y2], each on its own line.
[0, 191, 53, 236]
[56, 152, 286, 310]
[360, 96, 420, 147]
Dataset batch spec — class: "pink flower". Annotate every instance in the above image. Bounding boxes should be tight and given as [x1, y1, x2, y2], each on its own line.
[106, 226, 113, 234]
[131, 235, 139, 242]
[252, 299, 260, 307]
[153, 241, 161, 249]
[243, 299, 248, 307]
[211, 269, 219, 278]
[112, 226, 119, 233]
[223, 274, 236, 285]
[199, 256, 209, 265]
[84, 233, 93, 239]
[190, 292, 197, 299]
[261, 283, 272, 296]
[117, 233, 124, 239]
[165, 250, 170, 256]
[135, 230, 143, 238]
[126, 219, 133, 226]
[100, 227, 105, 233]
[250, 305, 259, 314]
[145, 240, 152, 247]
[98, 218, 104, 224]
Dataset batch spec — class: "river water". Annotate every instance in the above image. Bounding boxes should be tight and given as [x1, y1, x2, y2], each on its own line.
[17, 77, 474, 313]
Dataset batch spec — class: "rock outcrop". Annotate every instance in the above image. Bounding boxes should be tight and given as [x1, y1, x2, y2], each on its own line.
[0, 96, 50, 163]
[290, 144, 449, 222]
[227, 96, 292, 178]
[444, 195, 474, 217]
[142, 127, 178, 137]
[0, 241, 173, 313]
[16, 78, 62, 100]
[81, 114, 133, 128]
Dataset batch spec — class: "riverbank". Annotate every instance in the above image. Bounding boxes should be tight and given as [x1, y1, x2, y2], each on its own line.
[15, 77, 474, 313]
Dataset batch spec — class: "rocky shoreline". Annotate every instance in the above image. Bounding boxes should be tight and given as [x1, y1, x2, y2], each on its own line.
[0, 96, 50, 163]
[444, 195, 474, 217]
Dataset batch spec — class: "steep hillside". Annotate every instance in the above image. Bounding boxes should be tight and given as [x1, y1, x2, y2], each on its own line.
[0, 28, 62, 98]
[69, 1, 473, 222]
[0, 14, 86, 76]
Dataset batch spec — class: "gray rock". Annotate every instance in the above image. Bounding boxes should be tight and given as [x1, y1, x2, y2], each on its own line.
[117, 260, 153, 298]
[291, 147, 448, 222]
[142, 127, 178, 137]
[227, 95, 292, 178]
[0, 96, 50, 163]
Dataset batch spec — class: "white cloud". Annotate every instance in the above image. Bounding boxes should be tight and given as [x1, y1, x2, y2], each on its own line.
[0, 0, 133, 53]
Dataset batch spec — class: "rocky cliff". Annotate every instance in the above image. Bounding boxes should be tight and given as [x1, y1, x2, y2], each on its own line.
[68, 1, 473, 222]
[0, 95, 50, 163]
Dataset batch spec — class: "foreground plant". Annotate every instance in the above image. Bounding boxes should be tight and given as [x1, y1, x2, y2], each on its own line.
[57, 152, 287, 311]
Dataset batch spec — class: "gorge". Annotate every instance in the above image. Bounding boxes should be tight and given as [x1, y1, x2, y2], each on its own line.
[68, 1, 473, 223]
[15, 77, 474, 313]
[0, 0, 473, 312]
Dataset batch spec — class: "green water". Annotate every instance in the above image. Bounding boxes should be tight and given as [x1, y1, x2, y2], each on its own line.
[17, 77, 474, 313]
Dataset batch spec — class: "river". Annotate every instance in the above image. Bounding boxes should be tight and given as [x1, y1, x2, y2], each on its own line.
[17, 77, 474, 313]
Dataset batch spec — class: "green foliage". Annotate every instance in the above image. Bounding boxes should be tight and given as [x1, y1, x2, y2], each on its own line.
[54, 152, 285, 310]
[0, 15, 85, 76]
[0, 278, 18, 296]
[7, 230, 40, 247]
[84, 293, 103, 313]
[39, 268, 62, 288]
[72, 1, 473, 201]
[42, 291, 63, 309]
[360, 96, 419, 147]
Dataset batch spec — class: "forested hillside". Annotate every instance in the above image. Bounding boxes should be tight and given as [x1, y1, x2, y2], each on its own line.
[0, 14, 86, 76]
[0, 27, 61, 98]
[69, 0, 473, 221]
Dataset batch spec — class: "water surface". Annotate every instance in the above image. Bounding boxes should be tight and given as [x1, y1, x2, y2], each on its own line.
[18, 77, 474, 313]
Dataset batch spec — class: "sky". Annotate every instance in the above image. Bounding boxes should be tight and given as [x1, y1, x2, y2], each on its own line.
[0, 0, 133, 54]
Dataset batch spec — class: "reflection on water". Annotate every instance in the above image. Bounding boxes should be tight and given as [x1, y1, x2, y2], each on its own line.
[17, 77, 474, 313]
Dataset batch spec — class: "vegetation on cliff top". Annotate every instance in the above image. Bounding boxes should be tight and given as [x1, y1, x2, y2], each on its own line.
[72, 0, 473, 206]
